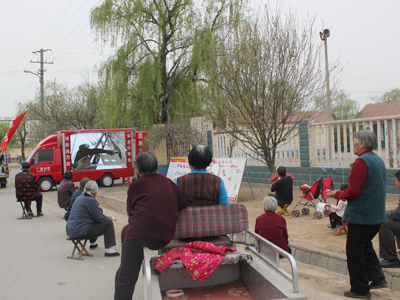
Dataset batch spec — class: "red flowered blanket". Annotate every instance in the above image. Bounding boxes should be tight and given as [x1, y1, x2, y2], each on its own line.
[153, 241, 236, 283]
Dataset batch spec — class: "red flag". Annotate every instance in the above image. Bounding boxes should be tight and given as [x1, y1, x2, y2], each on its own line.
[0, 110, 28, 151]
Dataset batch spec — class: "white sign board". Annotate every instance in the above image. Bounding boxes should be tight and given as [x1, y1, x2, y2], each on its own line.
[166, 157, 247, 203]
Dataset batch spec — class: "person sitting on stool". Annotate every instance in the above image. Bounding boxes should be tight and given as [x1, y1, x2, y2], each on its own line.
[378, 170, 400, 268]
[15, 162, 43, 217]
[66, 180, 119, 256]
[255, 196, 291, 256]
[270, 166, 293, 209]
[57, 171, 75, 210]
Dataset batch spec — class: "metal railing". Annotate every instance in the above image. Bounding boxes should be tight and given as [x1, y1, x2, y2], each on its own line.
[245, 229, 299, 293]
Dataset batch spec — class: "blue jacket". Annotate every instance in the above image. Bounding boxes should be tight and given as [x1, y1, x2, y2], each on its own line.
[66, 194, 109, 238]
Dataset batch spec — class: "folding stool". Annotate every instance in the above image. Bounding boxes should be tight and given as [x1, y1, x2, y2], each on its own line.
[278, 204, 290, 216]
[18, 201, 33, 220]
[335, 221, 348, 236]
[66, 238, 93, 260]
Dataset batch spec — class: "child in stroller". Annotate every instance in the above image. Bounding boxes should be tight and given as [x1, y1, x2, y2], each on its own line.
[326, 183, 348, 231]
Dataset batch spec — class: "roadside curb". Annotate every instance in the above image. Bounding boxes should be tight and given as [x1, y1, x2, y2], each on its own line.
[97, 193, 126, 213]
[289, 242, 400, 292]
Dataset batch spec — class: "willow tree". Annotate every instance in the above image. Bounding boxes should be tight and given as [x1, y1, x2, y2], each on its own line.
[204, 7, 327, 174]
[90, 0, 244, 129]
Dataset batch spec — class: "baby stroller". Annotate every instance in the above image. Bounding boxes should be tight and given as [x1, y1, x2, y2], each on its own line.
[292, 167, 335, 219]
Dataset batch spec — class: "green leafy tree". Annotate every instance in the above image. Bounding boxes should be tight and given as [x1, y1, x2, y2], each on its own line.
[314, 90, 359, 120]
[331, 91, 360, 120]
[371, 88, 400, 103]
[91, 0, 244, 129]
[204, 6, 326, 174]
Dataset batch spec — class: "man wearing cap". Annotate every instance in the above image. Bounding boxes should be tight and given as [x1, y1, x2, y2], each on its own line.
[15, 162, 43, 217]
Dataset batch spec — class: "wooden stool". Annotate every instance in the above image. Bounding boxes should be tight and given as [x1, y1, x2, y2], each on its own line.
[67, 238, 93, 260]
[278, 204, 290, 216]
[18, 201, 33, 220]
[335, 222, 348, 236]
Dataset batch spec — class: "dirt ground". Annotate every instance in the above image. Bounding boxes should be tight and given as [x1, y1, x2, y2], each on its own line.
[97, 180, 400, 300]
[101, 181, 400, 255]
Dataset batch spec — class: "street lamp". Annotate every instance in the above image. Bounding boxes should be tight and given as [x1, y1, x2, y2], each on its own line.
[319, 29, 332, 159]
[24, 69, 45, 139]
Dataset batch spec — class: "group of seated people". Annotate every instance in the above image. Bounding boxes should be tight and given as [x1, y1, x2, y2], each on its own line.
[16, 144, 292, 300]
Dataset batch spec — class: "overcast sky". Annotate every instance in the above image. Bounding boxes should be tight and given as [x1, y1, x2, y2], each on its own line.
[1, 0, 399, 119]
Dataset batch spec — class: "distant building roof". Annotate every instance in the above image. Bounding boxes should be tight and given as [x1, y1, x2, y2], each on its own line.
[360, 101, 400, 118]
[310, 111, 329, 122]
[287, 111, 329, 123]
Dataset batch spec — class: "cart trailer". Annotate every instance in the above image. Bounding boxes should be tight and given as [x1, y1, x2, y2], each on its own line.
[142, 204, 306, 300]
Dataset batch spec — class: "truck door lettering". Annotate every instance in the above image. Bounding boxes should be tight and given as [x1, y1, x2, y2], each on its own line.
[37, 167, 51, 173]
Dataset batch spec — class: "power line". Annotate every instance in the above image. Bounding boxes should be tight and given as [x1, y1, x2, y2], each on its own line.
[40, 0, 77, 48]
[48, 0, 90, 48]
[335, 38, 400, 74]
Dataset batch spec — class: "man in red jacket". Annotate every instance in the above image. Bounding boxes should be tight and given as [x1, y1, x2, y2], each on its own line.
[15, 162, 43, 216]
[114, 152, 187, 300]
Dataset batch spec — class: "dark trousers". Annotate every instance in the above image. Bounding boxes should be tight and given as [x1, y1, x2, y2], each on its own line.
[346, 223, 385, 294]
[24, 193, 43, 214]
[329, 212, 342, 229]
[379, 219, 400, 261]
[268, 193, 291, 208]
[114, 238, 168, 300]
[80, 218, 116, 249]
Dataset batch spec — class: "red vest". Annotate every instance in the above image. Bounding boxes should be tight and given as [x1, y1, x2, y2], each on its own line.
[177, 173, 221, 206]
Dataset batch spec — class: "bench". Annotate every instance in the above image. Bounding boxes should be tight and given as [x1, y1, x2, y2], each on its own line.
[66, 238, 93, 260]
[159, 204, 249, 252]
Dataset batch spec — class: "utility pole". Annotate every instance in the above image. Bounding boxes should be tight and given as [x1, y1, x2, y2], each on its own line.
[319, 29, 332, 159]
[25, 48, 53, 139]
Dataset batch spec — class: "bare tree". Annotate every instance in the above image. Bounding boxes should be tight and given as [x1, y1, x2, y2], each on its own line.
[146, 124, 206, 163]
[205, 6, 328, 173]
[26, 80, 101, 142]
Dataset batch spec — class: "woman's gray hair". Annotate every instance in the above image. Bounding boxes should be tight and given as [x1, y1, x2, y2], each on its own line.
[83, 180, 98, 196]
[354, 130, 377, 150]
[136, 152, 158, 175]
[263, 196, 278, 212]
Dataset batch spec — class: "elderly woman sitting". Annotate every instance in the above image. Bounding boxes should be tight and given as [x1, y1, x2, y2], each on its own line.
[115, 152, 187, 300]
[66, 180, 119, 256]
[176, 145, 229, 206]
[255, 196, 290, 254]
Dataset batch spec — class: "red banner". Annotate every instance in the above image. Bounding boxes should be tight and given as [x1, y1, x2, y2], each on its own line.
[0, 110, 28, 151]
[135, 131, 149, 156]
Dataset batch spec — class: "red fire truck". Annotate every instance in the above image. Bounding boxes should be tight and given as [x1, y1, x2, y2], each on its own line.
[25, 128, 148, 191]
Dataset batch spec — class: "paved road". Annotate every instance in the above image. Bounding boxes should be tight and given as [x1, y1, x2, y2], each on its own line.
[0, 182, 145, 300]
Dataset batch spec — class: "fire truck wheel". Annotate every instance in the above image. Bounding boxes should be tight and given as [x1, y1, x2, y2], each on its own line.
[38, 177, 53, 192]
[100, 174, 114, 187]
